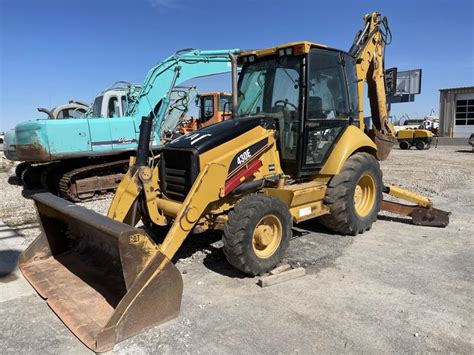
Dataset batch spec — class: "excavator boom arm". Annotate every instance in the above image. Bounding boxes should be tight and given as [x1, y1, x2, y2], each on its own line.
[351, 12, 396, 160]
[127, 49, 239, 136]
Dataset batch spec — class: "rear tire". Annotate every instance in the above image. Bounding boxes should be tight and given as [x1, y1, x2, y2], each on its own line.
[318, 152, 382, 235]
[223, 194, 291, 275]
[399, 141, 410, 150]
[415, 140, 425, 150]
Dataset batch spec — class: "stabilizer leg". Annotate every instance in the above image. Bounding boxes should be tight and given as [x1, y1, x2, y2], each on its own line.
[381, 185, 450, 227]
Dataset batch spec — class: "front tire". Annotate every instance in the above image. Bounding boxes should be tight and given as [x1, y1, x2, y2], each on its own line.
[223, 194, 292, 275]
[319, 152, 383, 235]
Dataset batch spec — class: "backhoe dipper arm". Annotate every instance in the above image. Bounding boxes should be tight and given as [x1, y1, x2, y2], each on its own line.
[350, 12, 396, 160]
[126, 49, 239, 143]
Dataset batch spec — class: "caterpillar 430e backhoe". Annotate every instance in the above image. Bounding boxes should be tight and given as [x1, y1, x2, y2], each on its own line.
[20, 12, 450, 352]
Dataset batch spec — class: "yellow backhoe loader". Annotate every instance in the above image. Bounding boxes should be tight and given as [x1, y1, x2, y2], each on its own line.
[20, 12, 450, 352]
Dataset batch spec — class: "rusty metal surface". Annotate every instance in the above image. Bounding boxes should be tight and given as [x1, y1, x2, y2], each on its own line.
[19, 193, 183, 352]
[374, 129, 397, 161]
[380, 200, 415, 216]
[59, 159, 129, 201]
[381, 200, 450, 228]
[75, 173, 125, 194]
[16, 143, 51, 162]
[411, 207, 450, 227]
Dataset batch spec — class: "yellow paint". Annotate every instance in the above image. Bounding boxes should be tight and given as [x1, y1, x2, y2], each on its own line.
[252, 214, 282, 259]
[387, 185, 432, 208]
[239, 41, 326, 58]
[353, 174, 376, 217]
[319, 125, 377, 175]
[263, 181, 329, 222]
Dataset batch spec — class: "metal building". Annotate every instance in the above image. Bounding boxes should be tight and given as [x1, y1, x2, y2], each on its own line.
[439, 86, 474, 137]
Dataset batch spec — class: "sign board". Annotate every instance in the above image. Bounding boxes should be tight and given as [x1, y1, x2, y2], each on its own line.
[394, 69, 422, 95]
[385, 68, 422, 104]
[384, 67, 398, 95]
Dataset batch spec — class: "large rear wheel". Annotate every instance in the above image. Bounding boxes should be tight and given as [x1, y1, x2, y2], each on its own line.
[319, 152, 382, 235]
[223, 194, 291, 275]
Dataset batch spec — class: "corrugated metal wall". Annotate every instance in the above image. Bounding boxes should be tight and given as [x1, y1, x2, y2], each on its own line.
[439, 87, 474, 137]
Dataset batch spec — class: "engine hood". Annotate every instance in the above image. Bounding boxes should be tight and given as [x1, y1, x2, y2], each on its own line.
[165, 116, 275, 154]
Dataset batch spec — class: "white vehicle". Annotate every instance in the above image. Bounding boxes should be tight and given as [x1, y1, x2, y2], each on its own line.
[37, 100, 89, 119]
[87, 81, 141, 118]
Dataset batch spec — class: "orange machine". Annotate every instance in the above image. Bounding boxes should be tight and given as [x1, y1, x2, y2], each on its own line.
[179, 92, 232, 134]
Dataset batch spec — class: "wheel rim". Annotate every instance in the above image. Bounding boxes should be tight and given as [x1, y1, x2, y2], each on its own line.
[353, 174, 376, 217]
[252, 214, 282, 259]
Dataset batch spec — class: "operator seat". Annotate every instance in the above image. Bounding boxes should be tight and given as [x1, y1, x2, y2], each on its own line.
[307, 96, 325, 119]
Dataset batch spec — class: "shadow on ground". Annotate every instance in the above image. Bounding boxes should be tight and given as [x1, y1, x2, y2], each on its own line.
[142, 217, 355, 279]
[377, 214, 413, 225]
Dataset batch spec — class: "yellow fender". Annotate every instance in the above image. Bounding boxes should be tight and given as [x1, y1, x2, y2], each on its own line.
[319, 125, 377, 176]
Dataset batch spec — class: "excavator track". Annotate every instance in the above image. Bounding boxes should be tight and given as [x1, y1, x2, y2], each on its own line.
[59, 159, 129, 202]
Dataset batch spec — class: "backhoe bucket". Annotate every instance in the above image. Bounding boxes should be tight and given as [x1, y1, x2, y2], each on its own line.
[19, 193, 183, 352]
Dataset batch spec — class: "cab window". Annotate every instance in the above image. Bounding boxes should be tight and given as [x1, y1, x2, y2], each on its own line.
[201, 96, 214, 122]
[307, 50, 349, 119]
[108, 97, 119, 117]
[219, 94, 232, 113]
[343, 54, 358, 115]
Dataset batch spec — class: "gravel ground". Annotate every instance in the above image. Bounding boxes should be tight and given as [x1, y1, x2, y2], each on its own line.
[0, 146, 472, 354]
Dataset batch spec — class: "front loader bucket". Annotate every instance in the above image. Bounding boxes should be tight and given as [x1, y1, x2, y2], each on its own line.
[19, 193, 183, 352]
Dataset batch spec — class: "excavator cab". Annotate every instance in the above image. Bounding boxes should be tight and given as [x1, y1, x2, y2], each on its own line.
[179, 92, 233, 135]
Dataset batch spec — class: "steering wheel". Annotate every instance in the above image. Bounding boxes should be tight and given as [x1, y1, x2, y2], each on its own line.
[274, 100, 297, 111]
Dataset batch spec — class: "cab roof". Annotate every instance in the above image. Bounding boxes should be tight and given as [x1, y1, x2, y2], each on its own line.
[239, 41, 327, 58]
[239, 41, 353, 59]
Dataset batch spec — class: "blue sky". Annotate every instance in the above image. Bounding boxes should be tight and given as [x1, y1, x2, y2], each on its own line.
[0, 0, 473, 131]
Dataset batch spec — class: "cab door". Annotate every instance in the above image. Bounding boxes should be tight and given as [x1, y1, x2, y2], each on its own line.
[108, 95, 137, 150]
[299, 49, 355, 175]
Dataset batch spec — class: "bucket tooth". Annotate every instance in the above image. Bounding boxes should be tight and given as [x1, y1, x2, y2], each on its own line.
[19, 193, 183, 352]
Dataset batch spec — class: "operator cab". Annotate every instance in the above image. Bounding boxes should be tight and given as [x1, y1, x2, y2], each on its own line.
[92, 91, 128, 118]
[236, 42, 359, 177]
[199, 92, 233, 126]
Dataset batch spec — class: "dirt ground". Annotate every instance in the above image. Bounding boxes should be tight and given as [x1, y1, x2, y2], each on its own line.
[0, 146, 473, 354]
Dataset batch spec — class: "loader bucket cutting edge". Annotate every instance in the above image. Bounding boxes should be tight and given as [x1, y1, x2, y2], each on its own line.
[19, 193, 183, 352]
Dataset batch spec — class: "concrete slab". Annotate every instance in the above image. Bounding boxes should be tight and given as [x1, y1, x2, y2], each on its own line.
[0, 295, 92, 354]
[0, 222, 35, 302]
